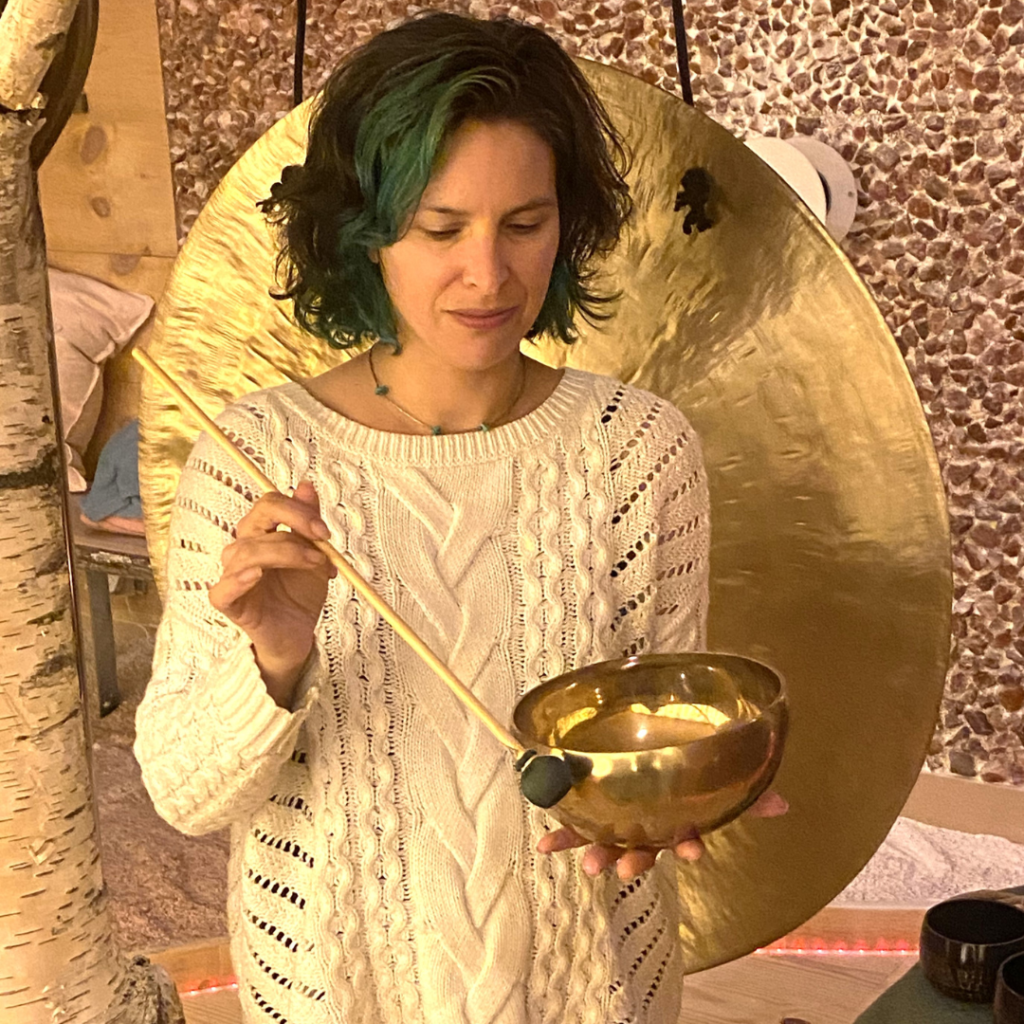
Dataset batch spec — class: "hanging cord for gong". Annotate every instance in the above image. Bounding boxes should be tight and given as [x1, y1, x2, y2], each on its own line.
[669, 0, 694, 106]
[294, 0, 308, 107]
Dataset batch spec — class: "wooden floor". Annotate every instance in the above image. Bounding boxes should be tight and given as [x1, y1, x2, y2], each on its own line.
[163, 912, 921, 1024]
[180, 987, 244, 1024]
[159, 907, 925, 1021]
[679, 952, 915, 1023]
[174, 954, 916, 1024]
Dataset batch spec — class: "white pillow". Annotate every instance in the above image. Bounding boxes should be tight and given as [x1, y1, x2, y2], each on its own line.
[49, 268, 154, 491]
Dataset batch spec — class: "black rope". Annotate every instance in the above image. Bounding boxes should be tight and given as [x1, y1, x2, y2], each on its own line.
[669, 0, 694, 106]
[294, 0, 308, 107]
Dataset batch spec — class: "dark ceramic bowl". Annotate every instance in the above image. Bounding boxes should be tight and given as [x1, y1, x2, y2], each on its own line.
[996, 950, 1024, 1024]
[920, 898, 1024, 1003]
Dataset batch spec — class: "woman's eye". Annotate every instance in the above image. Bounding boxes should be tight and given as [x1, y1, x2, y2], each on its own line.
[421, 222, 543, 239]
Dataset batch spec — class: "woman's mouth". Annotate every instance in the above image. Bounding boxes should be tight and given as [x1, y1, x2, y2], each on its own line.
[449, 307, 518, 330]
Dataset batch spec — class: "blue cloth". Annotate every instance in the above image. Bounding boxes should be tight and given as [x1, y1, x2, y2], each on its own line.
[80, 419, 142, 521]
[854, 964, 991, 1023]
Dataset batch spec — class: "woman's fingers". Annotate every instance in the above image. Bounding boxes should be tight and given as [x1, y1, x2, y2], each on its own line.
[538, 831, 630, 876]
[537, 790, 789, 879]
[222, 531, 329, 572]
[208, 564, 271, 619]
[538, 829, 700, 877]
[235, 485, 331, 544]
[748, 790, 789, 818]
[581, 844, 626, 877]
[615, 848, 658, 879]
[538, 831, 651, 879]
[536, 826, 588, 854]
[210, 534, 335, 618]
[674, 835, 705, 862]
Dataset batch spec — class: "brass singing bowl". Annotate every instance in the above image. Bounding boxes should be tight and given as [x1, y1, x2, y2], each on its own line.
[512, 652, 788, 848]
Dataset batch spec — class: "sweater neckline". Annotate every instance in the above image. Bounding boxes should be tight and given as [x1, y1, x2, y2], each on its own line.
[277, 366, 598, 464]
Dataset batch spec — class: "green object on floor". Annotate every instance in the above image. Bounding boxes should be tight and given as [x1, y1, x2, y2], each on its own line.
[854, 964, 992, 1023]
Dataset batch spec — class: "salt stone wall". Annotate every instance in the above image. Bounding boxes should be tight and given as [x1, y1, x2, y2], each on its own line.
[155, 0, 1024, 784]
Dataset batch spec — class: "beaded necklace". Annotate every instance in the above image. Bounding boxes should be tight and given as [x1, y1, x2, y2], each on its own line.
[369, 344, 527, 436]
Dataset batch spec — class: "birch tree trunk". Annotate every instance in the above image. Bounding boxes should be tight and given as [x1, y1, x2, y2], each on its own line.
[0, 1, 183, 1020]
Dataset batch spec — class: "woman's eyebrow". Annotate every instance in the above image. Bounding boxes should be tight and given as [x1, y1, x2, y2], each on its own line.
[420, 197, 558, 217]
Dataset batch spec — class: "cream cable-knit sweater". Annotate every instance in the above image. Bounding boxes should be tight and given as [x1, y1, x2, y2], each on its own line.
[135, 367, 710, 1024]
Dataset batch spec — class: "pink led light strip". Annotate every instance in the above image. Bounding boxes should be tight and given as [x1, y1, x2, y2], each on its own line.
[179, 979, 239, 997]
[757, 934, 920, 956]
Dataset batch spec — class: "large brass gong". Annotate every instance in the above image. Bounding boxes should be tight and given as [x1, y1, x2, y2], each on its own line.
[138, 60, 951, 971]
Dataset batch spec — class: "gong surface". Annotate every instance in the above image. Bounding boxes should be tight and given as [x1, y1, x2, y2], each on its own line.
[139, 59, 951, 971]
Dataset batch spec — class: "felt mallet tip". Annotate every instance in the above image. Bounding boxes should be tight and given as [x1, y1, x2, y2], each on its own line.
[516, 751, 574, 808]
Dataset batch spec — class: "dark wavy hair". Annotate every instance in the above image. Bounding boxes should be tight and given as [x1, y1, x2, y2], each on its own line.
[259, 11, 633, 348]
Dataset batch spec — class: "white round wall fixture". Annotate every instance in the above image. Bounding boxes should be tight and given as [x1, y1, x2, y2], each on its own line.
[744, 134, 828, 227]
[784, 136, 860, 243]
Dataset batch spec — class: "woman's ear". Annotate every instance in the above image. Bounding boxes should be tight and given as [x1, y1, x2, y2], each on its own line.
[368, 249, 380, 264]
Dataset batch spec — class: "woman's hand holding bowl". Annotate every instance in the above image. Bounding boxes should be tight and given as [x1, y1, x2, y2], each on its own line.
[537, 789, 789, 880]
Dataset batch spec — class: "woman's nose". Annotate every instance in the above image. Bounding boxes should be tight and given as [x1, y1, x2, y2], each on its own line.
[461, 234, 510, 294]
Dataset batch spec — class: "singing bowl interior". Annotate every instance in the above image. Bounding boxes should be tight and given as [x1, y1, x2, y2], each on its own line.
[513, 652, 788, 848]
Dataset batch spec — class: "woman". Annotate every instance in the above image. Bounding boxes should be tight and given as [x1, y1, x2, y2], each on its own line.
[135, 13, 782, 1023]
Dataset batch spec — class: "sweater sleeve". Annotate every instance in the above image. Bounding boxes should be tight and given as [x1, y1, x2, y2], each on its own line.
[134, 409, 325, 836]
[606, 390, 711, 658]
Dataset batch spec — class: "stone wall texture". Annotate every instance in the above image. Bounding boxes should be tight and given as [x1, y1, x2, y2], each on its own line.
[154, 0, 1024, 785]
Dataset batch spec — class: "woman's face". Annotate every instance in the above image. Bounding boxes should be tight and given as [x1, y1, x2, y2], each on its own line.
[376, 118, 560, 371]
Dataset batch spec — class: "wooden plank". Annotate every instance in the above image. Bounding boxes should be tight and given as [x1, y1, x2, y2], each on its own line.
[902, 769, 1024, 845]
[71, 0, 169, 120]
[38, 0, 177, 258]
[167, 951, 917, 1024]
[47, 250, 174, 302]
[37, 0, 179, 481]
[768, 906, 924, 952]
[180, 988, 243, 1024]
[39, 121, 178, 257]
[680, 953, 916, 1024]
[147, 938, 235, 991]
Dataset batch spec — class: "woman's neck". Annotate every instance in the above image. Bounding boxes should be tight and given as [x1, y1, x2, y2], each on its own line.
[369, 343, 528, 435]
[304, 345, 565, 437]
